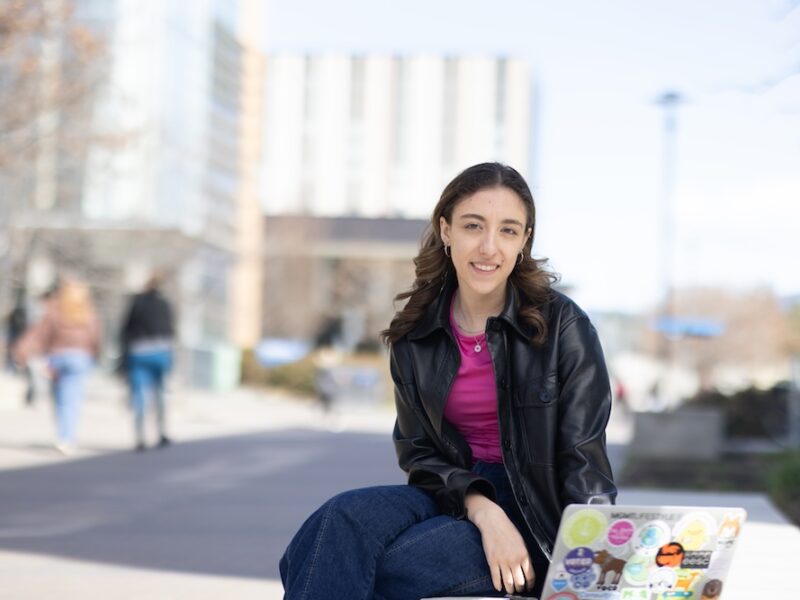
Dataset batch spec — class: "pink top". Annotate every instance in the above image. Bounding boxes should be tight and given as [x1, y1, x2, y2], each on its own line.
[444, 297, 503, 463]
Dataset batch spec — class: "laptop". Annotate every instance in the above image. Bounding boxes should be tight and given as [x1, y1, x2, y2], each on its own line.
[540, 503, 746, 600]
[424, 503, 746, 600]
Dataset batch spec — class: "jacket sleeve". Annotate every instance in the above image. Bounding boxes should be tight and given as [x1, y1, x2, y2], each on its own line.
[391, 342, 495, 518]
[12, 311, 54, 365]
[555, 315, 617, 506]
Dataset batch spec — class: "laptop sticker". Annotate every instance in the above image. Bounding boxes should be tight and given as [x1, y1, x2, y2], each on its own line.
[607, 519, 635, 548]
[648, 566, 677, 592]
[700, 578, 723, 599]
[545, 592, 579, 600]
[682, 550, 713, 569]
[673, 568, 702, 592]
[621, 553, 650, 586]
[633, 520, 671, 555]
[550, 566, 571, 591]
[593, 549, 626, 587]
[655, 542, 685, 568]
[673, 512, 716, 550]
[564, 547, 595, 574]
[571, 569, 598, 590]
[716, 514, 742, 548]
[562, 508, 608, 548]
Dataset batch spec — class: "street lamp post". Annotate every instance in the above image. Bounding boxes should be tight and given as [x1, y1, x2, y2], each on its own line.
[655, 91, 683, 407]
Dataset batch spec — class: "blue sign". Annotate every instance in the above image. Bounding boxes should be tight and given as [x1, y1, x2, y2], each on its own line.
[254, 338, 312, 367]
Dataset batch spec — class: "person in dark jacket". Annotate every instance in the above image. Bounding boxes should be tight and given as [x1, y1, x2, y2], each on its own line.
[5, 287, 35, 406]
[280, 163, 616, 600]
[120, 272, 175, 451]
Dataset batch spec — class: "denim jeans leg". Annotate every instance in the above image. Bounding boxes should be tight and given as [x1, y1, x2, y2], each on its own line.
[151, 351, 171, 437]
[128, 356, 153, 443]
[49, 353, 91, 444]
[374, 515, 502, 600]
[280, 485, 440, 600]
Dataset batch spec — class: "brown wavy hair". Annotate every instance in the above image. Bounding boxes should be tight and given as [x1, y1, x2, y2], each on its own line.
[381, 162, 558, 346]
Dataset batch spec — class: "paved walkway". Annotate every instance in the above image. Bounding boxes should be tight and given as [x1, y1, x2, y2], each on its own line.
[0, 371, 797, 599]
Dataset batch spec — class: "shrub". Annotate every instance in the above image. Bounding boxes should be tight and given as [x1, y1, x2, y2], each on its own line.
[263, 358, 318, 397]
[768, 451, 800, 525]
[687, 384, 789, 439]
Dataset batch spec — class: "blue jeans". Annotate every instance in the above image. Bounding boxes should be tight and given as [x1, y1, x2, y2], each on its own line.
[280, 462, 548, 600]
[128, 349, 172, 443]
[49, 351, 93, 444]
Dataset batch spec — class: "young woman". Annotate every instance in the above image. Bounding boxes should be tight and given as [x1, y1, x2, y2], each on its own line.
[280, 163, 616, 599]
[13, 279, 101, 454]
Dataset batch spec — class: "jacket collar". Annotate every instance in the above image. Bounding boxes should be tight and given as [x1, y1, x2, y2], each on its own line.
[408, 270, 534, 341]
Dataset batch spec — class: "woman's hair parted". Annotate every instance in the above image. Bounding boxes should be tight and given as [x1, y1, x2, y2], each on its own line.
[381, 162, 558, 346]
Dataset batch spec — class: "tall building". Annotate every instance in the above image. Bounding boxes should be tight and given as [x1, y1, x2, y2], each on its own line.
[260, 54, 531, 217]
[6, 0, 264, 389]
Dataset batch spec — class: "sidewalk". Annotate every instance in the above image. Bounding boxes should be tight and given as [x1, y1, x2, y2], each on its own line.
[1, 371, 798, 599]
[0, 371, 396, 471]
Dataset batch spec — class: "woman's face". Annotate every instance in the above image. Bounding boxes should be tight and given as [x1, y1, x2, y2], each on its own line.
[440, 186, 531, 301]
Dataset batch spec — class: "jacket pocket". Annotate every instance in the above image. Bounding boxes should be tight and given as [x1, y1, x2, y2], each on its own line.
[513, 372, 559, 407]
[512, 373, 559, 465]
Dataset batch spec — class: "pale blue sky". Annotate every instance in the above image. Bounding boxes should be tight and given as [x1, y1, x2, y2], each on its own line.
[263, 0, 800, 313]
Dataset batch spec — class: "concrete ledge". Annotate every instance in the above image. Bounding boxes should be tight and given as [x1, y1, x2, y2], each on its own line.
[630, 408, 723, 460]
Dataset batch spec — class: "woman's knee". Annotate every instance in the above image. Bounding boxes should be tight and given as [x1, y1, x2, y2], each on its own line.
[302, 485, 437, 545]
[325, 485, 417, 521]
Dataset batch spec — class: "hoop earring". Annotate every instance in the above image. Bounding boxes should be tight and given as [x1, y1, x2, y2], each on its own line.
[517, 251, 524, 265]
[443, 245, 451, 258]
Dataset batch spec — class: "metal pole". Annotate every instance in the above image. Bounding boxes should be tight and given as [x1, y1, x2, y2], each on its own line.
[655, 91, 682, 408]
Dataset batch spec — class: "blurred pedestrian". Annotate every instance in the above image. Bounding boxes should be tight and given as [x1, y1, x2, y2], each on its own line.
[119, 272, 175, 452]
[5, 287, 35, 406]
[13, 279, 101, 454]
[280, 163, 616, 599]
[613, 376, 630, 414]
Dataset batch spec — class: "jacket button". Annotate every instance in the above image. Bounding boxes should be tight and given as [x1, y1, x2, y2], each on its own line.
[540, 389, 552, 403]
[499, 378, 507, 389]
[503, 439, 511, 450]
[519, 495, 528, 507]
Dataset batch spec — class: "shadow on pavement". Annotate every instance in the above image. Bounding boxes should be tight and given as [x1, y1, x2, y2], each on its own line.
[0, 432, 636, 580]
[0, 429, 401, 579]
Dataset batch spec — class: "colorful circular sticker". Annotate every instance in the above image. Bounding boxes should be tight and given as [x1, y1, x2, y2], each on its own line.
[607, 518, 635, 547]
[564, 547, 595, 575]
[699, 578, 723, 599]
[561, 508, 608, 548]
[546, 593, 579, 600]
[633, 520, 671, 555]
[622, 553, 651, 586]
[673, 512, 716, 551]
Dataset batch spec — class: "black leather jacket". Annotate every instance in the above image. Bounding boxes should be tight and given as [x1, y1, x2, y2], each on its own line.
[390, 278, 617, 559]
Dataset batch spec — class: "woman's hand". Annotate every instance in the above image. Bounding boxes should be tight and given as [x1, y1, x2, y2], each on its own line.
[465, 492, 535, 595]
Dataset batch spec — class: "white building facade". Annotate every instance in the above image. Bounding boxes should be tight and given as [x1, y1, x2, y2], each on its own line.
[8, 0, 263, 389]
[260, 54, 532, 218]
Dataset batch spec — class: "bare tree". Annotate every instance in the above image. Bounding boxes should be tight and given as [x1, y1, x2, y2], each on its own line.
[0, 0, 123, 302]
[643, 287, 797, 389]
[0, 0, 109, 172]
